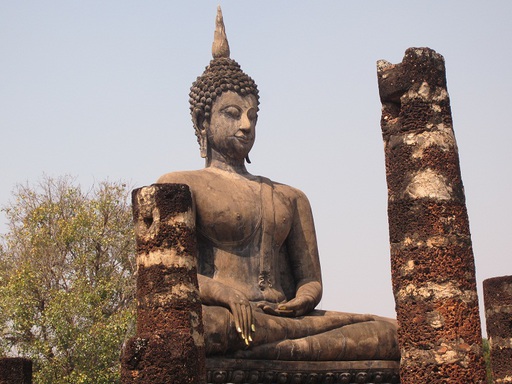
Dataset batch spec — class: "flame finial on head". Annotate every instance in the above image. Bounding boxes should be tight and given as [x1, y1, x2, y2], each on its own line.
[212, 6, 230, 59]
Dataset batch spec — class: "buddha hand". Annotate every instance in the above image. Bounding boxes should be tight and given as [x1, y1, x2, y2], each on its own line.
[276, 295, 316, 317]
[227, 290, 255, 346]
[258, 295, 315, 318]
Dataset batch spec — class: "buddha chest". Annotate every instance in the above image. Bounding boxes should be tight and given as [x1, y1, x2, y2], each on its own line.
[194, 175, 293, 250]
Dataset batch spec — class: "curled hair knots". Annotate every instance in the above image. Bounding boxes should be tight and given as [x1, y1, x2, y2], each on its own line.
[189, 58, 259, 142]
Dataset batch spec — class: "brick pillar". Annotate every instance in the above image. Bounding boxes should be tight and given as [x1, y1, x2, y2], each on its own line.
[121, 184, 206, 384]
[0, 358, 32, 384]
[377, 48, 486, 383]
[483, 275, 512, 383]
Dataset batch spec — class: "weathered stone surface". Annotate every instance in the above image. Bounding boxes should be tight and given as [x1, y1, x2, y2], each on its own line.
[0, 358, 32, 384]
[121, 183, 205, 384]
[484, 275, 512, 383]
[378, 48, 486, 383]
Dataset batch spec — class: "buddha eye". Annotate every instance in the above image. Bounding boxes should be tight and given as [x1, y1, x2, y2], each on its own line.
[222, 106, 241, 119]
[247, 108, 258, 121]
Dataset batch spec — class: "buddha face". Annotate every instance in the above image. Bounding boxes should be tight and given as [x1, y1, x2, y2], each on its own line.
[203, 91, 258, 162]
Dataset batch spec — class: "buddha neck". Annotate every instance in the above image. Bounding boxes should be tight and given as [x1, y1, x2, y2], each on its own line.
[207, 152, 250, 175]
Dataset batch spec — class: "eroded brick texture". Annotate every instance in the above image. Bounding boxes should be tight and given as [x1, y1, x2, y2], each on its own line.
[121, 184, 206, 384]
[0, 358, 32, 384]
[377, 48, 486, 383]
[483, 275, 512, 383]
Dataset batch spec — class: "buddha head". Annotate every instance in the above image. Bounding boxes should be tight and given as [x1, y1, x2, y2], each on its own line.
[189, 7, 259, 164]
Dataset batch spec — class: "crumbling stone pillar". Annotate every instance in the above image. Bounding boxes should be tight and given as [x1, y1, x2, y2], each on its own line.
[483, 275, 512, 383]
[121, 184, 206, 384]
[377, 48, 486, 383]
[0, 358, 32, 384]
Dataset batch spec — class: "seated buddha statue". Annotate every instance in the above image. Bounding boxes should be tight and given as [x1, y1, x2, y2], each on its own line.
[158, 7, 399, 361]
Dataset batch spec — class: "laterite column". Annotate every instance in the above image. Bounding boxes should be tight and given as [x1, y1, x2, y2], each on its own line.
[483, 275, 512, 383]
[121, 184, 206, 384]
[377, 48, 486, 383]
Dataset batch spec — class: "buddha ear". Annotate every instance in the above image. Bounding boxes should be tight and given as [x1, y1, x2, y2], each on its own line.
[193, 109, 209, 159]
[193, 109, 209, 134]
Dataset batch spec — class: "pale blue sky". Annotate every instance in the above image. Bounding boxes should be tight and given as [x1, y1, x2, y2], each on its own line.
[1, 1, 511, 330]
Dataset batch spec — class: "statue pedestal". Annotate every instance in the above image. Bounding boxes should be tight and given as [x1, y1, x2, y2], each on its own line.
[206, 358, 400, 383]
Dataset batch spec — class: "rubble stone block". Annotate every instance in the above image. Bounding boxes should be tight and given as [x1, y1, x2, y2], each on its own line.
[0, 358, 32, 384]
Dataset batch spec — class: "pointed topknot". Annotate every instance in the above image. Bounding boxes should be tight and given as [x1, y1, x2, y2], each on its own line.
[212, 6, 230, 59]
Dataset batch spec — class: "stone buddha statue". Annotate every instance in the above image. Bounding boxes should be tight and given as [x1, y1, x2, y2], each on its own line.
[158, 7, 399, 361]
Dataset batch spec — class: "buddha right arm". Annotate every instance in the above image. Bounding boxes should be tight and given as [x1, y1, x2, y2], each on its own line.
[278, 188, 323, 316]
[197, 274, 254, 345]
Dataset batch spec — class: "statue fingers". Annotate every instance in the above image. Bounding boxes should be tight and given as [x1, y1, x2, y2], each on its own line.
[245, 304, 254, 342]
[278, 296, 314, 317]
[232, 305, 243, 338]
[240, 303, 250, 345]
[259, 303, 279, 316]
[275, 307, 295, 317]
[244, 304, 253, 343]
[279, 297, 303, 309]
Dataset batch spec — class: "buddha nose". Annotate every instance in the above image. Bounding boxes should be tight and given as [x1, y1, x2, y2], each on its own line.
[239, 113, 252, 131]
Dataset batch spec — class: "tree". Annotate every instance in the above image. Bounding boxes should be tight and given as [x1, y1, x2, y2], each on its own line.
[0, 176, 136, 383]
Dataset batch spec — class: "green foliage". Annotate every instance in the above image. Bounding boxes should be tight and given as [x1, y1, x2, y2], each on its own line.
[0, 176, 136, 383]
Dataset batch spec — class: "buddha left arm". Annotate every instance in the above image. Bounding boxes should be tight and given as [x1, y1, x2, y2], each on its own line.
[278, 189, 323, 317]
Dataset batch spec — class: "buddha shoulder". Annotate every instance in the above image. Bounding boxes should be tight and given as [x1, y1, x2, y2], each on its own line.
[157, 171, 311, 206]
[157, 170, 212, 188]
[271, 181, 311, 206]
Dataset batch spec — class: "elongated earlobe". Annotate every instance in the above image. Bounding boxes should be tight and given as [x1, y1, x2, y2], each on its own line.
[193, 108, 209, 159]
[200, 132, 208, 159]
